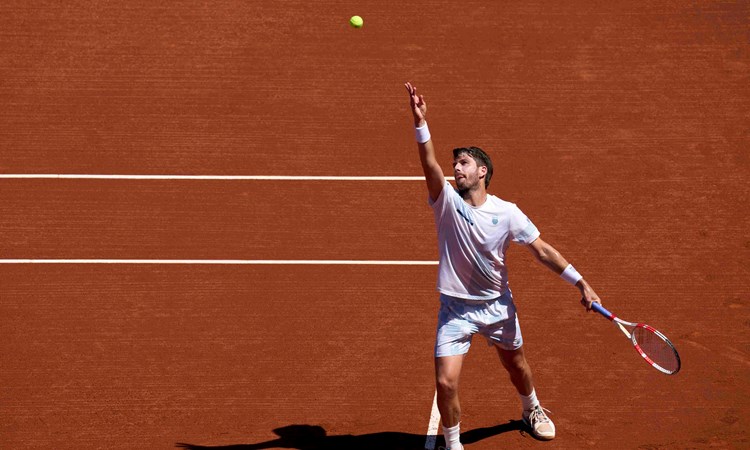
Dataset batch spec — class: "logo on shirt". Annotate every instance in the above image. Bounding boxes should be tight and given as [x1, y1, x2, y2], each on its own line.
[492, 216, 499, 225]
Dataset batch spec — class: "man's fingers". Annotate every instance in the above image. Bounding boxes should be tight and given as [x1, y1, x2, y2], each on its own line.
[585, 298, 602, 312]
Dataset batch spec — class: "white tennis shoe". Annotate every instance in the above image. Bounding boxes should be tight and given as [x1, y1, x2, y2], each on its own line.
[522, 405, 556, 440]
[438, 445, 463, 450]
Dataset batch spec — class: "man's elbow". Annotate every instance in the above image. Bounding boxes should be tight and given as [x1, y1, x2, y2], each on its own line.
[535, 244, 560, 265]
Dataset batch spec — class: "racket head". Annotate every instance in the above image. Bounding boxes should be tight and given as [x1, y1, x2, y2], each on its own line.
[631, 324, 681, 375]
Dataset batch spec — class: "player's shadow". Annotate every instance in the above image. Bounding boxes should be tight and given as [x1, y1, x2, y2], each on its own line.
[176, 420, 524, 450]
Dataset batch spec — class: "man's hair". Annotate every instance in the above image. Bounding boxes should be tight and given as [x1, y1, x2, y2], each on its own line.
[453, 146, 493, 188]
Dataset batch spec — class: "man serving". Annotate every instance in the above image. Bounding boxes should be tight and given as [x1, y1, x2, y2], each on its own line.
[405, 82, 601, 449]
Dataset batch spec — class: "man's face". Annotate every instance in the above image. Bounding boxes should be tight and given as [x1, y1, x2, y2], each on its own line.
[453, 153, 486, 192]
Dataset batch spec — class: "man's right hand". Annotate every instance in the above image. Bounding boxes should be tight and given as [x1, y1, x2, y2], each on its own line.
[578, 280, 601, 312]
[404, 82, 444, 202]
[405, 82, 427, 127]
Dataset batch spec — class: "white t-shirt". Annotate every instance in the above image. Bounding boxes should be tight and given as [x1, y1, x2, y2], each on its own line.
[430, 180, 540, 300]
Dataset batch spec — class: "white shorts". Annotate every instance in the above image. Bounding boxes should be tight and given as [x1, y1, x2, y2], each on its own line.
[434, 291, 523, 357]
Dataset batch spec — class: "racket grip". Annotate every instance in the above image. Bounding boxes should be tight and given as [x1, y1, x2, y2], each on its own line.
[591, 302, 615, 320]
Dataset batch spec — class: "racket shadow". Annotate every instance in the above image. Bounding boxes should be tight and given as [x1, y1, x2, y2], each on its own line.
[175, 421, 524, 450]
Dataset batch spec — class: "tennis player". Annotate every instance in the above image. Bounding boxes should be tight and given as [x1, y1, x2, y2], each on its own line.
[405, 82, 601, 449]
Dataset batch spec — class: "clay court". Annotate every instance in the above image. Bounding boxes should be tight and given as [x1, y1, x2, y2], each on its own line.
[1, 1, 748, 449]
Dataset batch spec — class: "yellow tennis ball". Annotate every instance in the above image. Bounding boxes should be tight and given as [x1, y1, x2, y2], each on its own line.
[349, 15, 363, 28]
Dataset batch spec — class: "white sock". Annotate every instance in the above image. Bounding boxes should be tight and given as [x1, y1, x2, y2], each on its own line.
[442, 422, 461, 449]
[520, 388, 540, 411]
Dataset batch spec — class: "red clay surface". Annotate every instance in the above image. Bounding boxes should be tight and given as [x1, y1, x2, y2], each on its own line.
[1, 1, 748, 449]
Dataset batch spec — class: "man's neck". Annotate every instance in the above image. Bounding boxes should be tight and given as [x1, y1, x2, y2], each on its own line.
[460, 187, 488, 207]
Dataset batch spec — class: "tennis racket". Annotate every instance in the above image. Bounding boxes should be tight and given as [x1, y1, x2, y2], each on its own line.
[591, 302, 681, 375]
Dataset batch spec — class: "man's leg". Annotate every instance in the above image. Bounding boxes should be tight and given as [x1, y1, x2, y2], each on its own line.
[435, 354, 464, 426]
[495, 345, 533, 396]
[434, 294, 475, 450]
[495, 345, 556, 440]
[435, 354, 465, 449]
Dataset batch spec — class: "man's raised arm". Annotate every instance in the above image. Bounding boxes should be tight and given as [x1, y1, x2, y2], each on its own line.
[405, 82, 445, 202]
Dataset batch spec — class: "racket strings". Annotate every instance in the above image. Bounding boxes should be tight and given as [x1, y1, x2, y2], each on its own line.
[632, 327, 680, 373]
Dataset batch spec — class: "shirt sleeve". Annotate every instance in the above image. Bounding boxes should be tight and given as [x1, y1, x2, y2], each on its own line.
[509, 204, 540, 244]
[428, 180, 454, 216]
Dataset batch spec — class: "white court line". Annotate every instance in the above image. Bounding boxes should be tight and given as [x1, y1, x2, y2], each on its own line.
[424, 390, 441, 450]
[0, 174, 455, 181]
[0, 259, 438, 265]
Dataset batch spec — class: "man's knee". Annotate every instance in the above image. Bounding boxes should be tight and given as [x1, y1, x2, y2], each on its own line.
[435, 355, 463, 398]
[436, 373, 460, 398]
[498, 347, 529, 373]
[506, 358, 531, 379]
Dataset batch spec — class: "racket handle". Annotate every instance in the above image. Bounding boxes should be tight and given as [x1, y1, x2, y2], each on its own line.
[591, 302, 615, 320]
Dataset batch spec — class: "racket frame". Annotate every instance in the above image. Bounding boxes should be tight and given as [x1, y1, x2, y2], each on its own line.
[591, 302, 681, 375]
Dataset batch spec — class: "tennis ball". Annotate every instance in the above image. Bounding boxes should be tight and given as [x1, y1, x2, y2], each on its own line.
[349, 15, 363, 28]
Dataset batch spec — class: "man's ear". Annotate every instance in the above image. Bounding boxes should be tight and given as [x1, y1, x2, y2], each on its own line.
[478, 165, 487, 178]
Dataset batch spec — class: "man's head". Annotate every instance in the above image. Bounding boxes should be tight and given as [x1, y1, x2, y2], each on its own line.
[452, 146, 493, 193]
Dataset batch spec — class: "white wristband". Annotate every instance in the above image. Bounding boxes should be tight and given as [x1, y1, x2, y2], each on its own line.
[560, 264, 583, 286]
[415, 123, 431, 144]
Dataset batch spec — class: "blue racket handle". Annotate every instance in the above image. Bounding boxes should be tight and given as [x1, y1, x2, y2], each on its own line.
[591, 302, 615, 320]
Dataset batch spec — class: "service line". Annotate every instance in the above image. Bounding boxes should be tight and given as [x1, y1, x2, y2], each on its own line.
[0, 174, 455, 181]
[0, 259, 438, 265]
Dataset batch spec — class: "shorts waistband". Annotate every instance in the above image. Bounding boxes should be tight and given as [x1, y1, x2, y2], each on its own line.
[439, 290, 511, 305]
